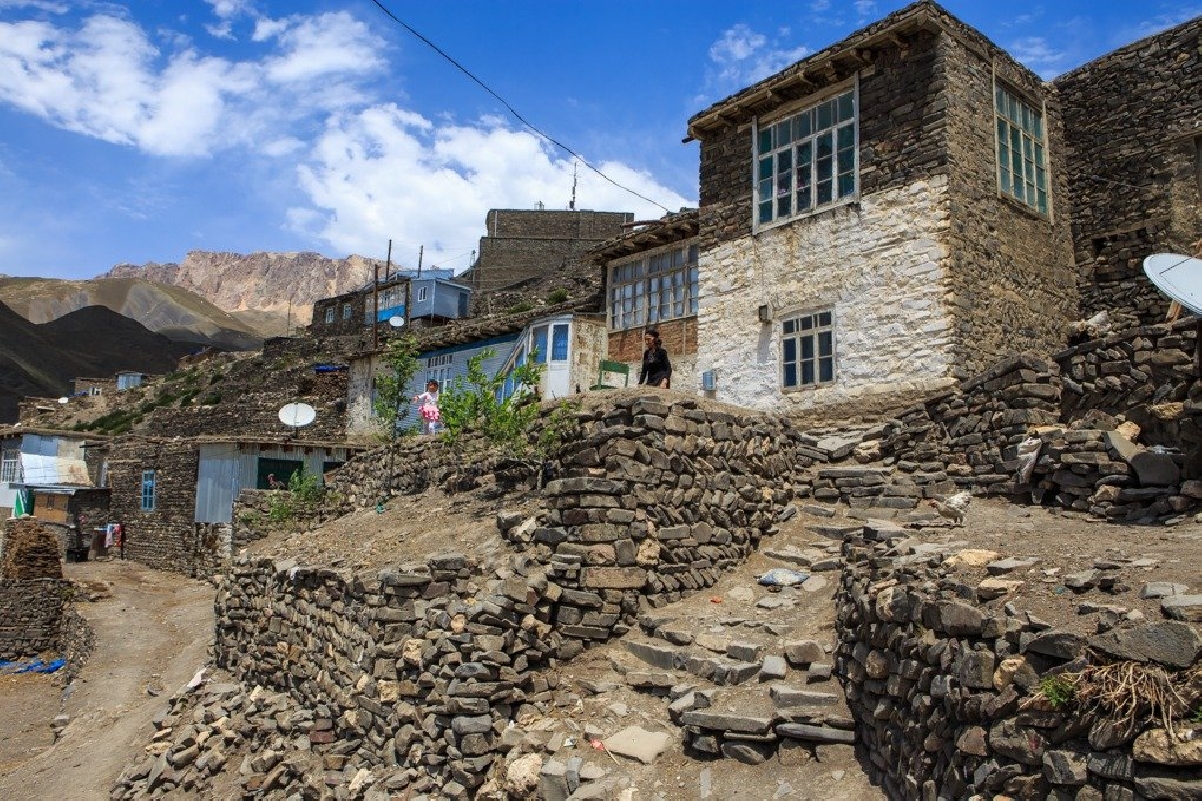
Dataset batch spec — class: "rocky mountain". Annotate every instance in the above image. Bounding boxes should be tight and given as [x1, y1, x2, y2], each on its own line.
[0, 276, 263, 349]
[0, 302, 194, 423]
[101, 251, 391, 336]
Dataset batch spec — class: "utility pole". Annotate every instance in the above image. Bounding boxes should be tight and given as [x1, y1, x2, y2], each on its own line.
[417, 245, 423, 277]
[372, 260, 380, 350]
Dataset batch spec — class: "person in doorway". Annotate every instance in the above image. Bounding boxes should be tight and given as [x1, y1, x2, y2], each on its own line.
[638, 328, 672, 389]
[414, 379, 441, 435]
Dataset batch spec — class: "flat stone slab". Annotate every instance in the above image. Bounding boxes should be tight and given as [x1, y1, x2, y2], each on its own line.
[769, 685, 839, 707]
[1090, 621, 1202, 668]
[680, 711, 773, 735]
[602, 726, 672, 765]
[776, 723, 856, 744]
[1160, 595, 1202, 622]
[1140, 582, 1188, 599]
[987, 557, 1039, 575]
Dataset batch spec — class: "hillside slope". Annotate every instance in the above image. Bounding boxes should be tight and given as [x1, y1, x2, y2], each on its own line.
[0, 276, 263, 348]
[0, 302, 195, 423]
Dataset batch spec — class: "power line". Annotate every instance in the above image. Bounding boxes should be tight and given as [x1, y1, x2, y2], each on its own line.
[366, 0, 671, 214]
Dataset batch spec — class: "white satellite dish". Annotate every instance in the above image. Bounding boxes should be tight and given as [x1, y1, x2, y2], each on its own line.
[388, 316, 405, 328]
[57, 397, 69, 404]
[1144, 253, 1202, 315]
[278, 402, 316, 428]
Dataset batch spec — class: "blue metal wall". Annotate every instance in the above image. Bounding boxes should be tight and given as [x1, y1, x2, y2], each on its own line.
[397, 334, 519, 431]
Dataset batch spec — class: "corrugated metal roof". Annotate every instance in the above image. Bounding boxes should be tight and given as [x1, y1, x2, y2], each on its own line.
[19, 453, 92, 487]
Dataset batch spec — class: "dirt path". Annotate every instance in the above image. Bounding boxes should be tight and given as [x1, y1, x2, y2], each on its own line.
[0, 561, 213, 799]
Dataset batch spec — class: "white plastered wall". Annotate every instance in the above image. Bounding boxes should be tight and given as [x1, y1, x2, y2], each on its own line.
[697, 176, 958, 412]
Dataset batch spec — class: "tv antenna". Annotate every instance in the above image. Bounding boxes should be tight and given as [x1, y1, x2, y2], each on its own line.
[277, 402, 317, 429]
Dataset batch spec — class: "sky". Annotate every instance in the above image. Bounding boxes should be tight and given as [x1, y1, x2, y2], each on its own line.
[0, 0, 1198, 280]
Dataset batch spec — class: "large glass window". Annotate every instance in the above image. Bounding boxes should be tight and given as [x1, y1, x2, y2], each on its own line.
[551, 324, 569, 361]
[781, 310, 836, 389]
[532, 326, 549, 364]
[140, 469, 156, 511]
[756, 88, 857, 226]
[608, 244, 700, 331]
[995, 84, 1048, 215]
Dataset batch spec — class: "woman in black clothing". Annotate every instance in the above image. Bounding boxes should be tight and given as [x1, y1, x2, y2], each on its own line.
[638, 328, 672, 388]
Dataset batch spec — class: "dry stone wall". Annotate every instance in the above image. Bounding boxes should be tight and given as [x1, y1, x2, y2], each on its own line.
[214, 396, 813, 796]
[835, 526, 1202, 799]
[0, 578, 70, 660]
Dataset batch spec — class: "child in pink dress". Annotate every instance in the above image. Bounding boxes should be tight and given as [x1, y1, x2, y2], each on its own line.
[414, 380, 441, 435]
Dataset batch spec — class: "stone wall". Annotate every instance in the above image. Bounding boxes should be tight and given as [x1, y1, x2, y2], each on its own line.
[106, 437, 222, 578]
[835, 528, 1202, 799]
[214, 396, 809, 796]
[0, 579, 69, 660]
[1056, 16, 1202, 325]
[0, 519, 69, 660]
[697, 178, 957, 413]
[940, 32, 1076, 379]
[463, 210, 632, 299]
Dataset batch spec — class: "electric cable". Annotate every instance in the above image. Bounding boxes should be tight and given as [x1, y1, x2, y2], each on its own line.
[366, 0, 671, 214]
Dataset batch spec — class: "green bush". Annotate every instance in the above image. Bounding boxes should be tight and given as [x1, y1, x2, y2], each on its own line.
[546, 288, 569, 305]
[440, 348, 543, 459]
[506, 300, 535, 314]
[1039, 675, 1077, 710]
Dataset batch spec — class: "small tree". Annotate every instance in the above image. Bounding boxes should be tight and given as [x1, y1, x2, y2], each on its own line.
[372, 334, 421, 440]
[439, 348, 544, 458]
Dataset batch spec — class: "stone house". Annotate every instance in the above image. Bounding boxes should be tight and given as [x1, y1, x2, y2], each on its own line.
[590, 210, 701, 391]
[0, 427, 109, 555]
[1055, 16, 1202, 326]
[104, 435, 357, 575]
[460, 208, 634, 313]
[686, 0, 1076, 415]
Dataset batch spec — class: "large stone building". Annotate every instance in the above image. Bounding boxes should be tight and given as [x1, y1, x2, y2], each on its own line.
[1055, 16, 1202, 326]
[461, 208, 634, 313]
[686, 0, 1077, 414]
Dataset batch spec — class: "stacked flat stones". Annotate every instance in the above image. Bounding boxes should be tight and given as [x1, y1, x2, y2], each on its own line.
[834, 523, 1202, 799]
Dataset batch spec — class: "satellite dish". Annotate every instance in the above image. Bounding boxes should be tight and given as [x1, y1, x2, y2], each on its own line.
[278, 402, 316, 428]
[1144, 253, 1202, 315]
[388, 316, 405, 328]
[57, 397, 69, 404]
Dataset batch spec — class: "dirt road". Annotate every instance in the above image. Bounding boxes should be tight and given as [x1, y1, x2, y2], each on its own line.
[0, 560, 213, 799]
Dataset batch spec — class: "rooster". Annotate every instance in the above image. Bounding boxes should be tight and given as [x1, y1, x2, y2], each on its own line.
[927, 491, 972, 524]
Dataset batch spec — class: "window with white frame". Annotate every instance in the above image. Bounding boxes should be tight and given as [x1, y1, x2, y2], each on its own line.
[608, 244, 699, 331]
[342, 303, 353, 320]
[424, 353, 453, 391]
[781, 309, 836, 389]
[140, 469, 156, 511]
[324, 306, 335, 324]
[1, 449, 20, 483]
[417, 286, 429, 302]
[756, 87, 858, 226]
[995, 84, 1048, 215]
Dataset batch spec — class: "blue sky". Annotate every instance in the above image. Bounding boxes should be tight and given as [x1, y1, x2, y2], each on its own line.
[0, 0, 1198, 281]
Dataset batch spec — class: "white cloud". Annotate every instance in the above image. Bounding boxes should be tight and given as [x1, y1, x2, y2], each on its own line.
[810, 0, 831, 11]
[1129, 7, 1202, 39]
[0, 4, 693, 263]
[854, 1, 877, 21]
[0, 0, 68, 11]
[0, 9, 386, 156]
[258, 12, 385, 85]
[704, 23, 811, 95]
[288, 105, 691, 264]
[1009, 36, 1068, 77]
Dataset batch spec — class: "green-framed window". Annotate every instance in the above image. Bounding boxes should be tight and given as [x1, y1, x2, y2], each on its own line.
[995, 84, 1048, 215]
